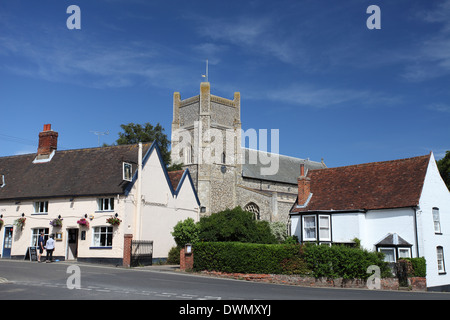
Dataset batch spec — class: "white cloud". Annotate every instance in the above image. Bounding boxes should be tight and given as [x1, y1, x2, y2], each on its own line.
[259, 83, 401, 109]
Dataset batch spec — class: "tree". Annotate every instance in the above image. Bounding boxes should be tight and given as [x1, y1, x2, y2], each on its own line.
[198, 206, 277, 244]
[171, 218, 199, 248]
[437, 151, 450, 190]
[115, 122, 171, 165]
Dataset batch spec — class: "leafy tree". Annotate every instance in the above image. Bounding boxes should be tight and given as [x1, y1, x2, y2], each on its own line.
[171, 218, 199, 248]
[198, 206, 277, 244]
[115, 122, 171, 165]
[437, 151, 450, 190]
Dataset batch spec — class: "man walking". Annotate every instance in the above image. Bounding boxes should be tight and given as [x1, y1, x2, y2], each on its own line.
[45, 235, 55, 263]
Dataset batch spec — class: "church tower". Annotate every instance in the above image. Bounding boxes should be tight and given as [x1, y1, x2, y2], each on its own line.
[171, 82, 242, 216]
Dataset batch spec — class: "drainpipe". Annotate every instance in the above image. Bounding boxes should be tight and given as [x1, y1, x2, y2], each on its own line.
[413, 206, 420, 257]
[136, 142, 143, 240]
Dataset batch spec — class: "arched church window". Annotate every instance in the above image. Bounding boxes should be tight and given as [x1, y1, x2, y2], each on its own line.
[222, 152, 226, 164]
[244, 202, 260, 220]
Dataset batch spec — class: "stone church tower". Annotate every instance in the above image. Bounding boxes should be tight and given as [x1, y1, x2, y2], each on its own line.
[171, 82, 326, 222]
[171, 82, 242, 216]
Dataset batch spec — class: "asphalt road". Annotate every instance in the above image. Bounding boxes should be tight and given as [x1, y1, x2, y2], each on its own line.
[1, 259, 449, 302]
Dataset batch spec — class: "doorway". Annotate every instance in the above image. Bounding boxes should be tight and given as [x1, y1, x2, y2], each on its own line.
[2, 227, 13, 258]
[67, 229, 79, 260]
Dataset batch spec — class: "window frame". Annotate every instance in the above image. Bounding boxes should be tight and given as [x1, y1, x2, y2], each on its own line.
[97, 197, 115, 212]
[433, 207, 442, 234]
[378, 247, 396, 263]
[91, 226, 113, 248]
[302, 215, 317, 241]
[33, 201, 49, 214]
[437, 246, 446, 274]
[318, 215, 331, 242]
[31, 228, 49, 247]
[123, 162, 133, 182]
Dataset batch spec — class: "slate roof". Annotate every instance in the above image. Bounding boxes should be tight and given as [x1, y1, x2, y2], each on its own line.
[291, 154, 431, 213]
[241, 148, 326, 184]
[375, 233, 412, 247]
[0, 143, 151, 201]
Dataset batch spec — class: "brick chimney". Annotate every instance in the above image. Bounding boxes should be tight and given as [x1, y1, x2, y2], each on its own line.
[37, 124, 58, 156]
[297, 163, 311, 206]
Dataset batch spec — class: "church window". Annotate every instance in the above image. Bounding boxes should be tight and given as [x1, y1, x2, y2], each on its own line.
[221, 152, 226, 164]
[184, 146, 192, 164]
[244, 202, 260, 220]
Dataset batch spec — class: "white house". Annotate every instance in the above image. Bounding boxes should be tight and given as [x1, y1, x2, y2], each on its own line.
[0, 124, 200, 265]
[290, 153, 450, 291]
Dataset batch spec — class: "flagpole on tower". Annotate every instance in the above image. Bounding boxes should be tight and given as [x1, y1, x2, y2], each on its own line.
[202, 59, 208, 82]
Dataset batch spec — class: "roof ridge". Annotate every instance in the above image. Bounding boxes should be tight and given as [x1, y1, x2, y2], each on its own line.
[313, 153, 431, 172]
[242, 147, 323, 164]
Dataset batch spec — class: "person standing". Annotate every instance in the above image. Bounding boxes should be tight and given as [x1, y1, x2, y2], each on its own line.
[45, 235, 55, 263]
[37, 232, 45, 263]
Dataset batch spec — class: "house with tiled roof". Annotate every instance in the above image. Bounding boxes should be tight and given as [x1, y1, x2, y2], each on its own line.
[289, 153, 450, 291]
[0, 124, 200, 265]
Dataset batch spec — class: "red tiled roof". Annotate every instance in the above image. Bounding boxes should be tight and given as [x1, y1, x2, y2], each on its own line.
[167, 170, 184, 190]
[291, 154, 431, 213]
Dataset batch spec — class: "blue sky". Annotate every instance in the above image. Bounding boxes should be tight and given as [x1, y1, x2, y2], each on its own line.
[0, 0, 449, 168]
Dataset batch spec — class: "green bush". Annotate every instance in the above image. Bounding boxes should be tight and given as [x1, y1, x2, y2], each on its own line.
[301, 243, 390, 279]
[400, 257, 426, 277]
[167, 246, 181, 265]
[171, 218, 199, 248]
[198, 207, 277, 244]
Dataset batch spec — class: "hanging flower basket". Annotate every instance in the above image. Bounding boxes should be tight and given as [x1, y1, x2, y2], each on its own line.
[50, 218, 63, 227]
[77, 218, 90, 228]
[0, 219, 3, 229]
[106, 216, 122, 226]
[14, 217, 26, 230]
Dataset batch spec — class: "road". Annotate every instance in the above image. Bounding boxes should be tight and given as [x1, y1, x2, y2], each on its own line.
[0, 259, 449, 302]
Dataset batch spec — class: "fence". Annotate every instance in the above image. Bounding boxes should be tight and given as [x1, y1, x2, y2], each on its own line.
[130, 240, 153, 267]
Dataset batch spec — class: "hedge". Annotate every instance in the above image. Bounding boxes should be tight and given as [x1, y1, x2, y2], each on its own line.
[193, 242, 304, 274]
[301, 243, 391, 279]
[193, 242, 391, 279]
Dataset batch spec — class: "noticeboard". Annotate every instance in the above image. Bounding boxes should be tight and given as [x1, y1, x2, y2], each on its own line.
[25, 246, 38, 261]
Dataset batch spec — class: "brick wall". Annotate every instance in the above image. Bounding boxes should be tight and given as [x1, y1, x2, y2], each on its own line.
[198, 270, 427, 292]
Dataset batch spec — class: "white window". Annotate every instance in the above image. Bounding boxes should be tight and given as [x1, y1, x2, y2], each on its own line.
[93, 226, 113, 247]
[34, 201, 48, 214]
[319, 215, 331, 241]
[379, 248, 395, 263]
[97, 198, 114, 211]
[433, 207, 441, 234]
[31, 228, 49, 247]
[123, 162, 132, 181]
[398, 248, 411, 259]
[437, 246, 446, 274]
[303, 215, 317, 241]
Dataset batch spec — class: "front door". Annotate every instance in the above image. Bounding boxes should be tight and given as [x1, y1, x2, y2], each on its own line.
[2, 227, 13, 258]
[67, 229, 78, 260]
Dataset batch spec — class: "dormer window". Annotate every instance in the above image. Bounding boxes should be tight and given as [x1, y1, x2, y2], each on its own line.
[98, 198, 114, 211]
[123, 162, 132, 181]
